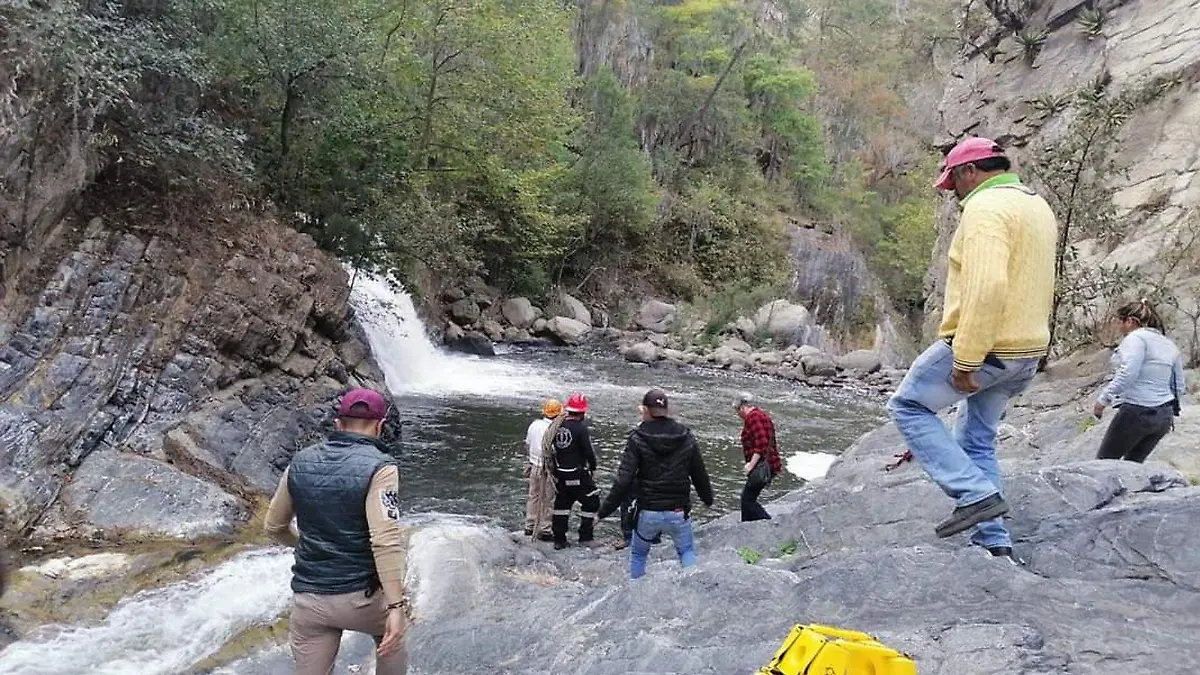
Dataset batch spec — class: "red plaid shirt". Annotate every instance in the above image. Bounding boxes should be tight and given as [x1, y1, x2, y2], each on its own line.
[740, 407, 782, 474]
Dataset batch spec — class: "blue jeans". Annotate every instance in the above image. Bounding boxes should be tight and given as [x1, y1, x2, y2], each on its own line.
[630, 510, 696, 579]
[886, 340, 1039, 548]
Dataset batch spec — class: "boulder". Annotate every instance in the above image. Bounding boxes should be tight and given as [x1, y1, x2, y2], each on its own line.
[635, 299, 677, 333]
[733, 316, 757, 338]
[710, 346, 749, 369]
[801, 352, 838, 377]
[661, 348, 687, 363]
[837, 349, 882, 374]
[481, 319, 505, 343]
[464, 277, 499, 307]
[795, 344, 823, 358]
[552, 292, 592, 327]
[754, 351, 785, 367]
[720, 337, 753, 354]
[754, 299, 810, 343]
[623, 341, 659, 364]
[444, 322, 465, 342]
[60, 451, 245, 539]
[444, 330, 495, 357]
[501, 327, 523, 343]
[441, 287, 467, 302]
[545, 316, 591, 346]
[448, 298, 481, 326]
[531, 318, 548, 334]
[501, 298, 538, 329]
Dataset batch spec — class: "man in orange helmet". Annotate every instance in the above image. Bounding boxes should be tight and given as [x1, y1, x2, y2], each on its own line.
[548, 393, 599, 549]
[523, 398, 561, 541]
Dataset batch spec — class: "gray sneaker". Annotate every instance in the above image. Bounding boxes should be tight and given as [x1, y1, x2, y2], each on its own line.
[935, 494, 1010, 538]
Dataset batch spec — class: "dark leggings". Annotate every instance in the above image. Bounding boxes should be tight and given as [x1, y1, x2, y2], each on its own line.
[1096, 402, 1174, 463]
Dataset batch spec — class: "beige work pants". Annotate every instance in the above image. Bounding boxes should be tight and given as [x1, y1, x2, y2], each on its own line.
[289, 590, 408, 675]
[524, 463, 554, 536]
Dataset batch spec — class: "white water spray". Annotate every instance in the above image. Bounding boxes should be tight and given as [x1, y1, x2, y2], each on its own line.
[347, 270, 563, 399]
[0, 549, 294, 675]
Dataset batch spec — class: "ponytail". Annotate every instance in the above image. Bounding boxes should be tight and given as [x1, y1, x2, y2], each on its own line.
[1115, 298, 1165, 332]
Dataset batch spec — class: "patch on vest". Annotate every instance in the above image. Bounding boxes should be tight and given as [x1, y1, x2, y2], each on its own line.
[380, 490, 400, 520]
[554, 427, 573, 449]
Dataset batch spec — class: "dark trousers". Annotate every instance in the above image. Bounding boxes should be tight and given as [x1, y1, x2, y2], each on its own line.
[741, 477, 772, 522]
[552, 473, 599, 543]
[1096, 402, 1175, 463]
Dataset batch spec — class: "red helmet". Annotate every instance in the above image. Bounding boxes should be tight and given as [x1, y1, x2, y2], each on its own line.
[565, 393, 588, 414]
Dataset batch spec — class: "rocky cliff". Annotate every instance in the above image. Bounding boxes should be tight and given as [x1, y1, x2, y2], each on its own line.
[0, 184, 384, 544]
[926, 0, 1200, 349]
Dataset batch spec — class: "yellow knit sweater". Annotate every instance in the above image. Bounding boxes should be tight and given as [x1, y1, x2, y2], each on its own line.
[938, 175, 1058, 371]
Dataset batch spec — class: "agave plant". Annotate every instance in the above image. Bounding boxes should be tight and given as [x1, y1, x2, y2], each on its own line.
[1077, 7, 1105, 39]
[1027, 92, 1070, 118]
[1016, 26, 1049, 63]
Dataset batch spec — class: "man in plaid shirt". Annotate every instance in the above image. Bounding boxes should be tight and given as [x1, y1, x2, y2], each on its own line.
[735, 392, 782, 521]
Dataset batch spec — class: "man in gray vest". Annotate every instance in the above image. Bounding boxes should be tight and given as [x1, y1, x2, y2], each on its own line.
[265, 387, 410, 674]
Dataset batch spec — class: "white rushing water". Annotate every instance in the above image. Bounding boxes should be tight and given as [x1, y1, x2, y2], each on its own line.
[348, 270, 563, 399]
[0, 549, 294, 675]
[785, 450, 839, 481]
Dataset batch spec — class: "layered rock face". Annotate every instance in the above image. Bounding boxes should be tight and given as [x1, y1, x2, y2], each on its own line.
[926, 0, 1200, 344]
[386, 362, 1200, 675]
[0, 194, 383, 542]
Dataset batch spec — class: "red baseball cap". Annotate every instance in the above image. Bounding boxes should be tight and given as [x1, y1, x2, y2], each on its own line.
[934, 137, 1007, 190]
[337, 388, 389, 420]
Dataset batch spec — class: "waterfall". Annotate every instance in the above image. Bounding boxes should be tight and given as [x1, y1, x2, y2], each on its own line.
[0, 549, 294, 675]
[347, 269, 560, 399]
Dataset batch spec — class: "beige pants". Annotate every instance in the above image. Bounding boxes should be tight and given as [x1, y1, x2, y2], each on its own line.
[524, 463, 553, 536]
[289, 591, 408, 675]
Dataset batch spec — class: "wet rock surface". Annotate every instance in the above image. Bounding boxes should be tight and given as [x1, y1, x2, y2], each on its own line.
[376, 373, 1200, 675]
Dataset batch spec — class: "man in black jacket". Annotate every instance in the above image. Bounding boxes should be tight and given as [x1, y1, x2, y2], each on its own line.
[597, 389, 714, 579]
[550, 393, 600, 549]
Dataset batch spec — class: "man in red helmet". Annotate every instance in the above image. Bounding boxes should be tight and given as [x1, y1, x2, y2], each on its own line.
[548, 392, 600, 549]
[886, 137, 1056, 565]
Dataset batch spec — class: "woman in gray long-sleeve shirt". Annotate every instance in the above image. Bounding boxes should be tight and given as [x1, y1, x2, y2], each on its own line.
[1092, 300, 1187, 462]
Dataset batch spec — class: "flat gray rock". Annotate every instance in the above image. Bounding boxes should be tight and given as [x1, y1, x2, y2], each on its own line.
[61, 450, 245, 539]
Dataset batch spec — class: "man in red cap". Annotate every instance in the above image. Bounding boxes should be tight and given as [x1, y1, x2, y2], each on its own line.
[264, 388, 410, 674]
[886, 137, 1057, 564]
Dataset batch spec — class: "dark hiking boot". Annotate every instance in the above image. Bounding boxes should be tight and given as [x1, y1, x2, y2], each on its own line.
[536, 532, 554, 542]
[986, 546, 1025, 566]
[553, 540, 569, 550]
[523, 528, 533, 537]
[935, 494, 1009, 538]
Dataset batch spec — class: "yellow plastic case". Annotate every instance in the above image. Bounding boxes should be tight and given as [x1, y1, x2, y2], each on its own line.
[757, 623, 918, 675]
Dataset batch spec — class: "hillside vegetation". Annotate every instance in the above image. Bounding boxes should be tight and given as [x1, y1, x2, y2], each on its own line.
[3, 0, 954, 320]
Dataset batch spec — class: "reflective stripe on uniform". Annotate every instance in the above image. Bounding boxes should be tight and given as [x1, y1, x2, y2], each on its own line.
[579, 511, 597, 518]
[552, 509, 573, 516]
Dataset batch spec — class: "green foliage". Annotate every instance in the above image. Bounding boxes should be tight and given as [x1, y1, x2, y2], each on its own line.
[1, 1, 240, 189]
[778, 539, 799, 556]
[555, 69, 658, 284]
[7, 0, 952, 320]
[1016, 27, 1048, 64]
[736, 547, 763, 564]
[1076, 8, 1105, 39]
[1028, 73, 1189, 357]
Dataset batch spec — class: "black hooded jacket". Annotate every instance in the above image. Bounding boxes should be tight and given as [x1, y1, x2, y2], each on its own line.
[597, 417, 714, 519]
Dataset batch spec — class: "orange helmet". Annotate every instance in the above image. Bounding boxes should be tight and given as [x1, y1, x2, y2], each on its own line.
[542, 399, 563, 417]
[565, 393, 588, 414]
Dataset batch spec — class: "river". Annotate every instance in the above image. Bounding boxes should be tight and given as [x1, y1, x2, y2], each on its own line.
[0, 273, 887, 674]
